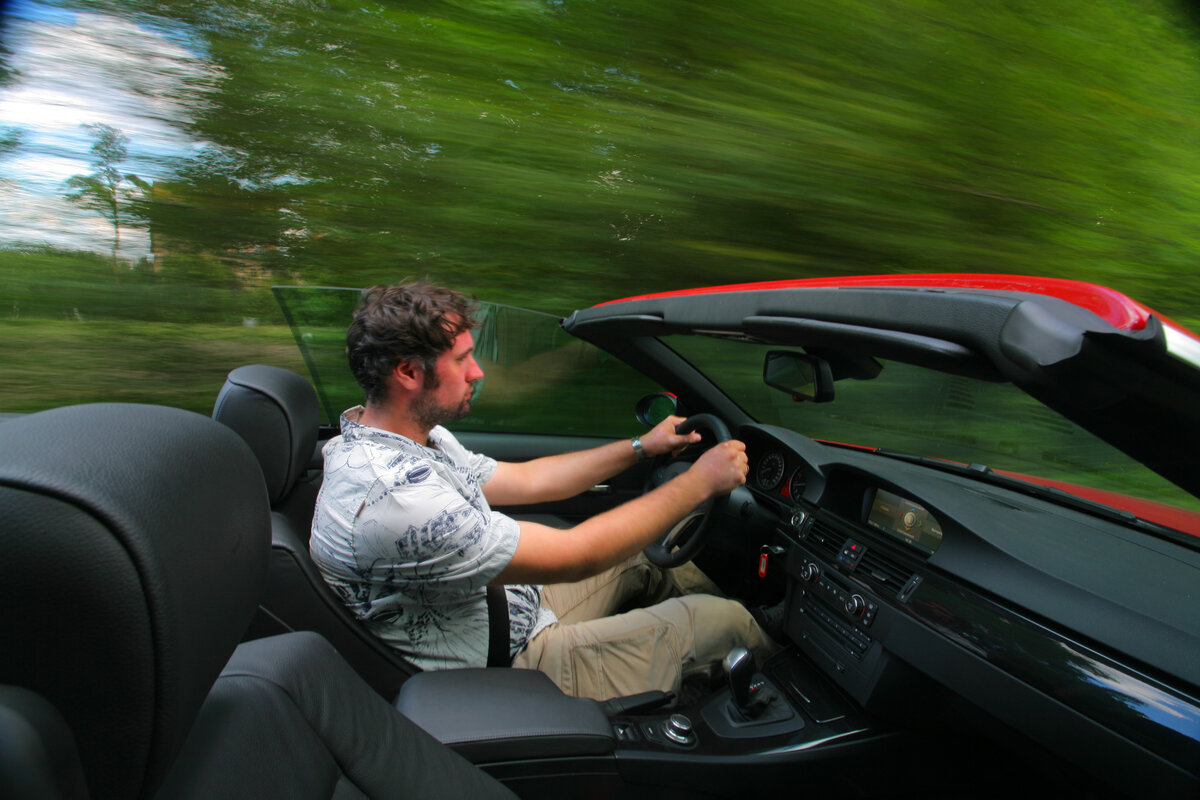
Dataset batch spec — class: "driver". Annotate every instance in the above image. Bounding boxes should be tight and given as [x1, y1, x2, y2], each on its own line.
[310, 281, 774, 700]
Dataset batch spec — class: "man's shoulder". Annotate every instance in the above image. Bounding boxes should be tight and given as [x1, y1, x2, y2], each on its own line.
[323, 432, 425, 484]
[428, 425, 473, 461]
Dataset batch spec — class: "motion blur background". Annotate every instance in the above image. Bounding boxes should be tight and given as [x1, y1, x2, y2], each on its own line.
[2, 0, 1199, 412]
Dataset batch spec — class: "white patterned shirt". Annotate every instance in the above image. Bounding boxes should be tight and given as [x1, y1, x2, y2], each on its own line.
[310, 407, 556, 670]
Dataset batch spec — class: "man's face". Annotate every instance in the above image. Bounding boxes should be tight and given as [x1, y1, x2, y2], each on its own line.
[412, 329, 484, 430]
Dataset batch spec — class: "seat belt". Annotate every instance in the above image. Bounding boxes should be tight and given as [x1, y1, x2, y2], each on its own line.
[486, 585, 510, 667]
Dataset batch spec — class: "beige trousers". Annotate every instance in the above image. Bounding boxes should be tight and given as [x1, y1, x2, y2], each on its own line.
[512, 553, 773, 701]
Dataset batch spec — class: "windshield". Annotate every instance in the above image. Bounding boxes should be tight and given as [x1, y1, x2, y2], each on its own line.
[665, 334, 1200, 524]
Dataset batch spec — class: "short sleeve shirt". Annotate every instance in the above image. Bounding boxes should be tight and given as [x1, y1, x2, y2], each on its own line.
[310, 407, 556, 670]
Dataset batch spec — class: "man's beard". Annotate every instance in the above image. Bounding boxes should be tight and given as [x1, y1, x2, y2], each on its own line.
[412, 387, 472, 431]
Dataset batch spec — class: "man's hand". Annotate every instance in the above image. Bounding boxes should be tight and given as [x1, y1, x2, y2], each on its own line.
[499, 436, 751, 585]
[687, 439, 748, 499]
[640, 414, 703, 459]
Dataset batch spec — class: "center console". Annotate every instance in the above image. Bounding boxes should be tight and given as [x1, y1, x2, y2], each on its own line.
[395, 648, 883, 799]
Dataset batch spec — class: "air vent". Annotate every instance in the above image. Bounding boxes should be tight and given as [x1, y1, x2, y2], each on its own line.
[857, 548, 914, 595]
[805, 519, 845, 561]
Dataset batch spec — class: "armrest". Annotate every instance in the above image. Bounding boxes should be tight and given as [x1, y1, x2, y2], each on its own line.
[395, 668, 615, 763]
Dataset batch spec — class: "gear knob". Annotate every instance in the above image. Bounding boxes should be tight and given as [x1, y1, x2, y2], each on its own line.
[722, 646, 755, 709]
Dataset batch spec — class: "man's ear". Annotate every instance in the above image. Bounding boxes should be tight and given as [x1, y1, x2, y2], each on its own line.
[392, 359, 424, 391]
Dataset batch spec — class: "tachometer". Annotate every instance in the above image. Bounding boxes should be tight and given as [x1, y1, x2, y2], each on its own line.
[756, 452, 786, 490]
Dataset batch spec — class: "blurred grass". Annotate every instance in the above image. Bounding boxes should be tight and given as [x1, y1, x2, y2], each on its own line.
[0, 317, 304, 412]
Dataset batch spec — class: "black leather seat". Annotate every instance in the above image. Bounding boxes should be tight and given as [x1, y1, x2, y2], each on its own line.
[213, 365, 419, 697]
[0, 403, 516, 799]
[0, 685, 89, 800]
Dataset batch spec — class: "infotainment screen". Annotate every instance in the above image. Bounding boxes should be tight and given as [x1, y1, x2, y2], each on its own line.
[866, 488, 943, 554]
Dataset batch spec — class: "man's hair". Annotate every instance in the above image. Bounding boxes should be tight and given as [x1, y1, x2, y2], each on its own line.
[346, 282, 480, 404]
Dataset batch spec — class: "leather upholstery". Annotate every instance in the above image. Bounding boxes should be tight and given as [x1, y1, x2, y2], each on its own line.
[212, 364, 321, 505]
[161, 633, 516, 800]
[396, 669, 615, 763]
[0, 403, 270, 799]
[0, 685, 89, 800]
[0, 403, 516, 800]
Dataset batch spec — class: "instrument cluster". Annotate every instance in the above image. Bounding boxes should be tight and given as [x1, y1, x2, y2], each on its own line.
[753, 449, 808, 503]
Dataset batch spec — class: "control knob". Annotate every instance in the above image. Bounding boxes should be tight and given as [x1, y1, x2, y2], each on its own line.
[798, 562, 820, 582]
[663, 713, 695, 745]
[844, 593, 868, 617]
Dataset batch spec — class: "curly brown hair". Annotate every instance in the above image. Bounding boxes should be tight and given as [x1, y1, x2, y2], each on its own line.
[346, 282, 480, 404]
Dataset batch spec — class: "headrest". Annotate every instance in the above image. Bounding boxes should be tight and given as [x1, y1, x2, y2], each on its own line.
[212, 365, 320, 505]
[0, 404, 271, 800]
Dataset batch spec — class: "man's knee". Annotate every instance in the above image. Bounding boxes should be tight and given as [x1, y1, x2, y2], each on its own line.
[667, 594, 768, 661]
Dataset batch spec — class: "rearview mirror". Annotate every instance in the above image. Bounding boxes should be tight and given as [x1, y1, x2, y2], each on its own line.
[763, 351, 834, 402]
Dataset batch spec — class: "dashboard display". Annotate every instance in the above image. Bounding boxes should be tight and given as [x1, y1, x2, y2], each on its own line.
[866, 488, 943, 554]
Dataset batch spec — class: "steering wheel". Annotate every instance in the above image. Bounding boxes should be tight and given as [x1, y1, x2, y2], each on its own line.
[643, 413, 732, 568]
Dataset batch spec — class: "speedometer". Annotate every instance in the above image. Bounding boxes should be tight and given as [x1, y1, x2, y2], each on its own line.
[756, 452, 786, 490]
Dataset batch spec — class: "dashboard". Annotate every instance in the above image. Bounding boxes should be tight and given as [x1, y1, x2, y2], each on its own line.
[738, 423, 1200, 799]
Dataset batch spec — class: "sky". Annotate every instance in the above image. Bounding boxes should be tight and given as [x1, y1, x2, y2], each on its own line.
[0, 0, 217, 258]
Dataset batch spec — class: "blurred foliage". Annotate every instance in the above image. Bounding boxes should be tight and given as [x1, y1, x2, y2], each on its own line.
[2, 0, 1200, 423]
[0, 316, 303, 412]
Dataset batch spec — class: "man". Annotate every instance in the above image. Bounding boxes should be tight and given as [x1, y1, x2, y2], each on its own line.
[311, 282, 772, 700]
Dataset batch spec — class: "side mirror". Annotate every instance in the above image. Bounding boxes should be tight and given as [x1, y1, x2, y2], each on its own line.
[635, 393, 678, 427]
[763, 351, 834, 403]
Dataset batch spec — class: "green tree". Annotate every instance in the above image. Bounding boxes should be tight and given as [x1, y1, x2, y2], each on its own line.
[62, 123, 150, 279]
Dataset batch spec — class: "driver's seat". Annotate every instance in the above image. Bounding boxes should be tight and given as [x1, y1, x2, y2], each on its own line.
[212, 364, 421, 698]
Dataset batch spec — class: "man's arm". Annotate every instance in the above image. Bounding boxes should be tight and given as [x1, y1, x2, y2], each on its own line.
[489, 439, 748, 585]
[482, 415, 700, 507]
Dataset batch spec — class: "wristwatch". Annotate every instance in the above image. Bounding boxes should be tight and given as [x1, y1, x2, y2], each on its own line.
[631, 436, 648, 462]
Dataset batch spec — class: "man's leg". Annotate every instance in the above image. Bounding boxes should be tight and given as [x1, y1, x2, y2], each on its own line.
[540, 552, 667, 624]
[513, 593, 771, 701]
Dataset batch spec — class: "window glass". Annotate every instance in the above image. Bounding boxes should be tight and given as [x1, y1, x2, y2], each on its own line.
[274, 287, 662, 435]
[461, 302, 664, 437]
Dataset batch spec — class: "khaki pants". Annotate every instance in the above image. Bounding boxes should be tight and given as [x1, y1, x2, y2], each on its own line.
[512, 554, 773, 700]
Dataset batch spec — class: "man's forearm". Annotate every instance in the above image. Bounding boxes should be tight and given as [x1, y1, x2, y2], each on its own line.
[492, 438, 748, 586]
[487, 438, 637, 506]
[484, 415, 702, 508]
[493, 468, 712, 585]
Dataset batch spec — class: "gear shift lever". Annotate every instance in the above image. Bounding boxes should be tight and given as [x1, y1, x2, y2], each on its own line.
[723, 646, 755, 710]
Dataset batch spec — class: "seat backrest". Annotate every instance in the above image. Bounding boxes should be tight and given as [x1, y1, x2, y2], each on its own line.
[212, 364, 321, 511]
[0, 403, 516, 800]
[0, 404, 270, 799]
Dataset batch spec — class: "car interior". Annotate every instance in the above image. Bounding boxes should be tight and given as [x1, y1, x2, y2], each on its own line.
[202, 282, 1198, 800]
